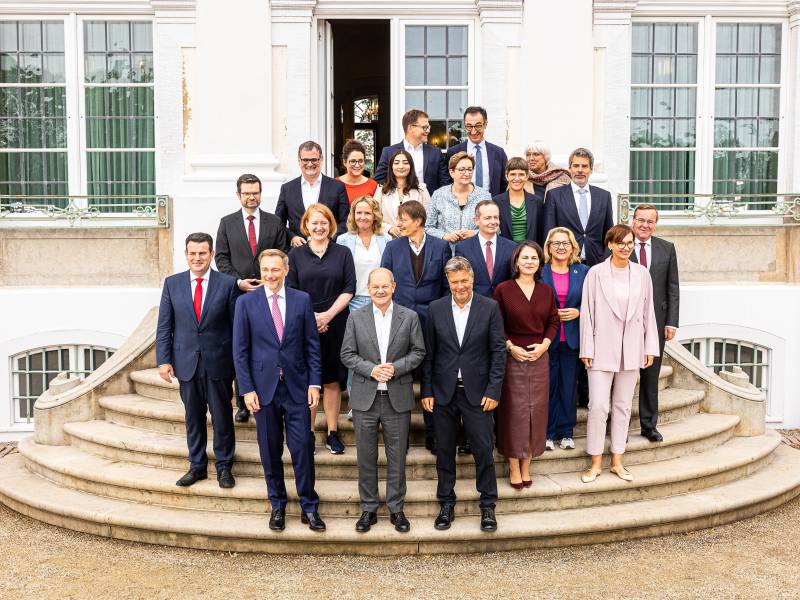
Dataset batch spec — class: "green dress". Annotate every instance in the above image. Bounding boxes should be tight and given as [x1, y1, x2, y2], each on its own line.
[510, 201, 527, 242]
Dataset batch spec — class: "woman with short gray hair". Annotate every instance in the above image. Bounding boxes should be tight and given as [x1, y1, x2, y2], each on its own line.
[524, 141, 571, 202]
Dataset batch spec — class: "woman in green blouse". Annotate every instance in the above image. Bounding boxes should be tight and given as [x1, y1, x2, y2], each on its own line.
[494, 157, 546, 246]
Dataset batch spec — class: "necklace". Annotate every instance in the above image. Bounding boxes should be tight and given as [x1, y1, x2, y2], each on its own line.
[310, 242, 328, 256]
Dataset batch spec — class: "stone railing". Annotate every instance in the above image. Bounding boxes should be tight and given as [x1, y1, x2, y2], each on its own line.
[0, 195, 171, 227]
[617, 193, 800, 225]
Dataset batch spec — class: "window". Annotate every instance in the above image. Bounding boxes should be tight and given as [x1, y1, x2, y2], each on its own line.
[404, 25, 468, 151]
[10, 345, 115, 424]
[0, 20, 69, 202]
[353, 96, 378, 176]
[630, 23, 698, 209]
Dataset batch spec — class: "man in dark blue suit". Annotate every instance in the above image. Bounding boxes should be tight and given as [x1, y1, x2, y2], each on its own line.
[445, 106, 508, 197]
[156, 232, 239, 489]
[542, 147, 614, 267]
[232, 248, 326, 532]
[455, 200, 516, 298]
[275, 140, 349, 247]
[380, 200, 451, 454]
[374, 109, 449, 195]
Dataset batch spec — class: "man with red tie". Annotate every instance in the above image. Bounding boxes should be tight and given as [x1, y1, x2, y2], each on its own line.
[215, 173, 290, 422]
[156, 233, 240, 489]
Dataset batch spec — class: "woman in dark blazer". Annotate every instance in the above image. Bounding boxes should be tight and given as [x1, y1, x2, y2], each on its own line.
[540, 226, 589, 451]
[494, 157, 545, 246]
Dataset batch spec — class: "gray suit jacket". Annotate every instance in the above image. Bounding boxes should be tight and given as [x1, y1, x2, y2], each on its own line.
[340, 302, 426, 413]
[631, 235, 680, 348]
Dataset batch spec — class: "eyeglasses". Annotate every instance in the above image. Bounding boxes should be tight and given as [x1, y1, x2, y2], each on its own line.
[614, 241, 635, 250]
[464, 123, 485, 131]
[347, 159, 365, 166]
[411, 123, 431, 132]
[549, 241, 572, 248]
[239, 192, 260, 198]
[455, 167, 474, 174]
[300, 158, 321, 165]
[633, 217, 657, 226]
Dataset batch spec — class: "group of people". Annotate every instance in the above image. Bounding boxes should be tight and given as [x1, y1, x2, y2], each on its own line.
[155, 105, 680, 535]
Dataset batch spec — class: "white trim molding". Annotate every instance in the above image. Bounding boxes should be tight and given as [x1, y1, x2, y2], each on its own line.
[633, 1, 790, 18]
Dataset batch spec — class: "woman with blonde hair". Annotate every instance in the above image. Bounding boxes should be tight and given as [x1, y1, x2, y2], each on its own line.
[540, 227, 589, 451]
[524, 141, 571, 202]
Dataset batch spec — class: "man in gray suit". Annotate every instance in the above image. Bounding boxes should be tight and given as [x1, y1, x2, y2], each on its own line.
[341, 267, 426, 533]
[631, 204, 680, 442]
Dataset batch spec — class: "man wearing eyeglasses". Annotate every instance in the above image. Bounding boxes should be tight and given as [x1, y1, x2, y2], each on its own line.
[275, 141, 349, 247]
[374, 109, 449, 195]
[445, 106, 508, 197]
[630, 204, 680, 443]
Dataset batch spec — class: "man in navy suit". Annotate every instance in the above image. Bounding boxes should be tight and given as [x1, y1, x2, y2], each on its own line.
[156, 232, 239, 489]
[455, 200, 515, 298]
[374, 109, 449, 194]
[542, 147, 614, 267]
[446, 106, 508, 197]
[232, 248, 326, 532]
[275, 140, 349, 247]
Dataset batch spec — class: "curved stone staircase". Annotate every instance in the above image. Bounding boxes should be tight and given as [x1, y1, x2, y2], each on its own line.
[1, 308, 798, 555]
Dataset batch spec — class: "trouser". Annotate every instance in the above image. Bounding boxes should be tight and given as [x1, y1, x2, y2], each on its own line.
[547, 344, 579, 440]
[639, 354, 663, 432]
[434, 387, 497, 509]
[576, 360, 589, 407]
[353, 392, 411, 513]
[585, 369, 639, 456]
[253, 381, 319, 512]
[178, 358, 235, 472]
[233, 378, 247, 413]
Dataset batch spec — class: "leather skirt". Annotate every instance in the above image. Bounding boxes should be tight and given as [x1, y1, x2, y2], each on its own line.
[497, 353, 549, 459]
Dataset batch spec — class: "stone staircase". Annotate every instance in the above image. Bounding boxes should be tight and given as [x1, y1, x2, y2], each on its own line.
[1, 307, 799, 555]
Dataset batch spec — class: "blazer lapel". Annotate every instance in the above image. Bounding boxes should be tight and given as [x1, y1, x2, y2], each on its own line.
[597, 260, 625, 322]
[626, 265, 644, 324]
[419, 237, 434, 288]
[560, 187, 584, 234]
[198, 270, 220, 325]
[460, 296, 480, 347]
[471, 237, 491, 283]
[360, 306, 381, 357]
[259, 288, 281, 345]
[585, 186, 604, 232]
[182, 272, 200, 326]
[256, 209, 269, 254]
[565, 267, 583, 307]
[386, 307, 406, 361]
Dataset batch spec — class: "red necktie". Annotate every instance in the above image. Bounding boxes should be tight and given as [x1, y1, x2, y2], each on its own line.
[247, 215, 257, 256]
[485, 240, 494, 280]
[639, 242, 647, 268]
[193, 278, 203, 322]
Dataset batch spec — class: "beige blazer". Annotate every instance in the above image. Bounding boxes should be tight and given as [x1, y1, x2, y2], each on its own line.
[375, 184, 431, 237]
[579, 257, 660, 372]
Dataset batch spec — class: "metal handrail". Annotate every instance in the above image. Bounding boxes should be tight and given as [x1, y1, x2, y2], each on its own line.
[617, 193, 800, 225]
[0, 195, 170, 227]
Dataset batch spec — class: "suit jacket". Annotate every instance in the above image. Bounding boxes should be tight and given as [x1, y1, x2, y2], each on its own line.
[579, 258, 660, 371]
[421, 293, 506, 406]
[340, 303, 426, 413]
[454, 234, 516, 298]
[543, 184, 614, 267]
[540, 262, 590, 351]
[232, 287, 322, 405]
[374, 141, 449, 195]
[630, 235, 680, 348]
[274, 175, 349, 240]
[446, 140, 508, 197]
[215, 209, 290, 281]
[494, 190, 545, 246]
[380, 235, 451, 324]
[156, 269, 239, 382]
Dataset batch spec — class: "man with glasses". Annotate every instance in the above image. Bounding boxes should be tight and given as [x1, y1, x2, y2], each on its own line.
[630, 204, 680, 443]
[215, 173, 290, 422]
[275, 141, 349, 247]
[374, 109, 449, 195]
[445, 106, 508, 196]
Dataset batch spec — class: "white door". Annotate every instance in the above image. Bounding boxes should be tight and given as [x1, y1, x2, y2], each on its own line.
[316, 20, 335, 174]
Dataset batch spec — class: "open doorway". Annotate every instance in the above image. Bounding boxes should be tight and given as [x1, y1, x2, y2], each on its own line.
[328, 20, 391, 178]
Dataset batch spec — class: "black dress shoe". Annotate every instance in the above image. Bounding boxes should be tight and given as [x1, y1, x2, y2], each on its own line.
[642, 428, 664, 442]
[235, 406, 250, 423]
[457, 440, 472, 456]
[217, 469, 235, 489]
[175, 468, 207, 487]
[434, 505, 454, 530]
[480, 507, 497, 532]
[301, 511, 327, 531]
[355, 511, 377, 533]
[425, 436, 437, 455]
[390, 511, 411, 533]
[269, 508, 286, 531]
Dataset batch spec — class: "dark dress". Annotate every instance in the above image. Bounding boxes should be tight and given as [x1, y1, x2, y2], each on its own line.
[287, 243, 356, 386]
[492, 279, 560, 459]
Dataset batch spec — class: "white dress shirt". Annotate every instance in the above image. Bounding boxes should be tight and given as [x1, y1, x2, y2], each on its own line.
[372, 302, 394, 391]
[571, 182, 592, 216]
[264, 285, 286, 326]
[451, 295, 472, 377]
[408, 233, 426, 256]
[403, 139, 425, 183]
[301, 174, 323, 210]
[190, 270, 210, 315]
[242, 208, 259, 243]
[636, 238, 652, 271]
[468, 140, 491, 190]
[478, 232, 497, 272]
[353, 235, 382, 296]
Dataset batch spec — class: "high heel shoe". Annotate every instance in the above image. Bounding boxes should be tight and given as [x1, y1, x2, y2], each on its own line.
[509, 479, 524, 490]
[522, 479, 532, 488]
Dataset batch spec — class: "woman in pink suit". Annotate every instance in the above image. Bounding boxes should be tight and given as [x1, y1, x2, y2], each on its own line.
[579, 224, 659, 483]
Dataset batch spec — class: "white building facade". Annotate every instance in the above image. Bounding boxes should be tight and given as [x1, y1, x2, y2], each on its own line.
[1, 0, 798, 439]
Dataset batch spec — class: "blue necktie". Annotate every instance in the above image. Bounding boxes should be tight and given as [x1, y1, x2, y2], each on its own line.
[578, 188, 589, 259]
[475, 145, 484, 188]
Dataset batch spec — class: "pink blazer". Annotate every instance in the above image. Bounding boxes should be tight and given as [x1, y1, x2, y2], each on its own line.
[579, 258, 660, 372]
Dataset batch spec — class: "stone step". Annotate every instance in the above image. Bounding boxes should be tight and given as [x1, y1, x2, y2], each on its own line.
[129, 365, 674, 407]
[62, 412, 739, 479]
[2, 444, 799, 555]
[18, 432, 780, 517]
[100, 384, 701, 446]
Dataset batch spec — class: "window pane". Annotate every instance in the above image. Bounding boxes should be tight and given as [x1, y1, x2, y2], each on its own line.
[675, 88, 696, 117]
[405, 26, 424, 56]
[629, 150, 695, 205]
[45, 349, 60, 371]
[653, 24, 675, 53]
[715, 56, 736, 84]
[759, 88, 779, 118]
[85, 22, 106, 52]
[30, 351, 43, 371]
[631, 89, 650, 118]
[676, 24, 697, 53]
[737, 56, 758, 84]
[131, 53, 153, 83]
[653, 55, 674, 83]
[42, 54, 65, 82]
[674, 119, 695, 147]
[736, 88, 757, 117]
[427, 120, 446, 150]
[0, 23, 17, 52]
[630, 119, 651, 147]
[760, 55, 780, 84]
[447, 57, 467, 85]
[714, 118, 734, 147]
[107, 22, 131, 52]
[131, 22, 152, 52]
[653, 88, 673, 117]
[405, 90, 424, 111]
[715, 88, 734, 118]
[86, 151, 156, 198]
[716, 25, 736, 53]
[20, 22, 42, 52]
[43, 22, 64, 52]
[107, 53, 132, 83]
[426, 57, 446, 85]
[632, 24, 652, 53]
[447, 120, 464, 147]
[426, 26, 446, 55]
[447, 90, 466, 119]
[20, 53, 43, 83]
[760, 25, 781, 54]
[425, 90, 446, 119]
[757, 119, 779, 147]
[405, 58, 424, 86]
[738, 24, 759, 53]
[652, 118, 673, 146]
[448, 26, 467, 55]
[740, 345, 754, 364]
[631, 55, 652, 84]
[675, 55, 696, 84]
[84, 54, 107, 83]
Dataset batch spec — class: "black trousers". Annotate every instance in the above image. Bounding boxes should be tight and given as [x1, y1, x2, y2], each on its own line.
[639, 354, 663, 432]
[433, 387, 497, 509]
[178, 358, 235, 472]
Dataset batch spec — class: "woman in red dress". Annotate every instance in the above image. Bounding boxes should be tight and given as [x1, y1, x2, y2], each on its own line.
[337, 139, 378, 204]
[493, 241, 560, 489]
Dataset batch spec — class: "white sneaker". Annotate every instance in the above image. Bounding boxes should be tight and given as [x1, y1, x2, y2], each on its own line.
[347, 409, 353, 421]
[545, 439, 555, 451]
[560, 437, 575, 450]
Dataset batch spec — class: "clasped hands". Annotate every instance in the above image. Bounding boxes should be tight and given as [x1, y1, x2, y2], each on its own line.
[243, 387, 319, 412]
[370, 363, 395, 383]
[315, 311, 332, 333]
[509, 342, 549, 362]
[442, 229, 476, 243]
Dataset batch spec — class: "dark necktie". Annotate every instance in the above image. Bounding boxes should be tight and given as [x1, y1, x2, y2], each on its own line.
[639, 242, 647, 268]
[247, 215, 257, 256]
